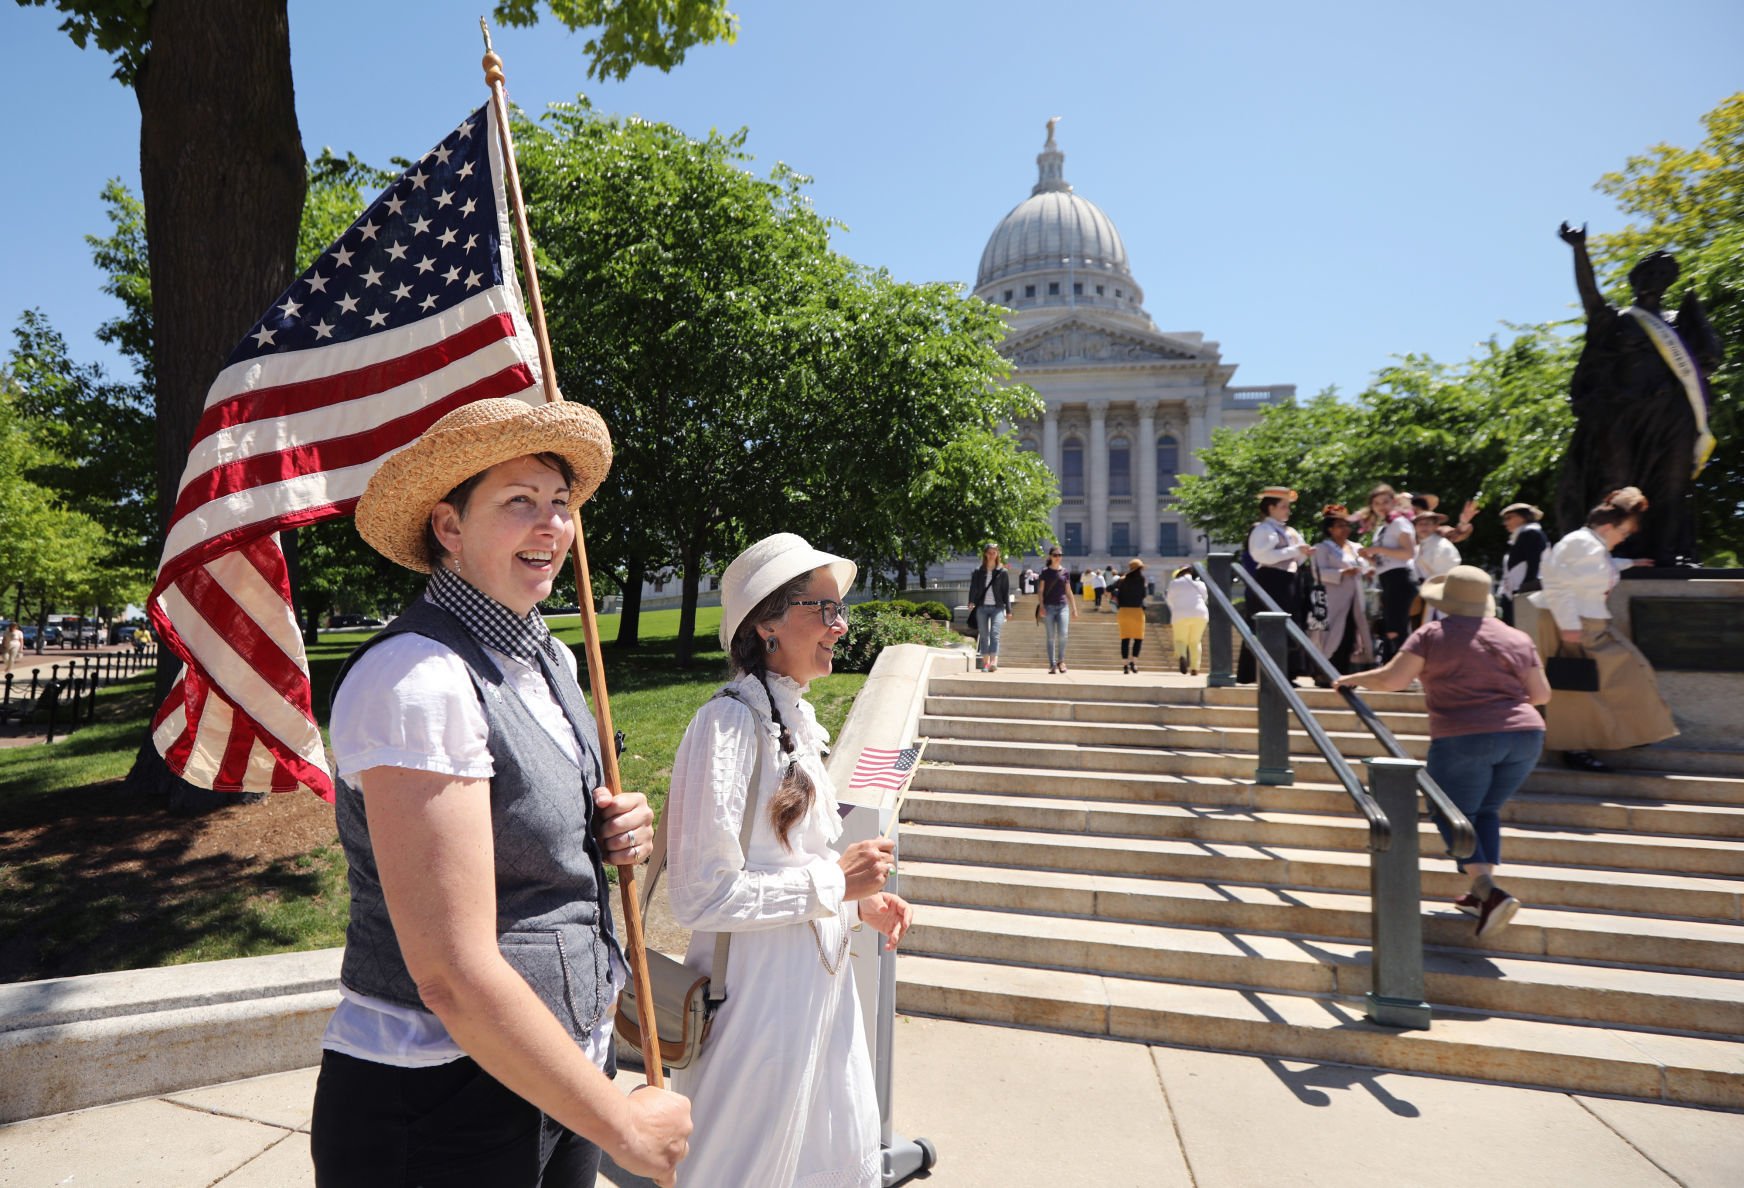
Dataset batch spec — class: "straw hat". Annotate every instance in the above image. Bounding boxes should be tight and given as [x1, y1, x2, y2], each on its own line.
[1500, 502, 1542, 522]
[1257, 486, 1298, 502]
[355, 397, 613, 573]
[1413, 510, 1449, 526]
[1413, 492, 1442, 511]
[1126, 557, 1145, 572]
[718, 533, 857, 649]
[1418, 565, 1495, 618]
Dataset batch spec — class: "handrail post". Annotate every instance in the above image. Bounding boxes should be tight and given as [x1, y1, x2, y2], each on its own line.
[1206, 553, 1236, 687]
[1255, 612, 1294, 785]
[1365, 756, 1431, 1029]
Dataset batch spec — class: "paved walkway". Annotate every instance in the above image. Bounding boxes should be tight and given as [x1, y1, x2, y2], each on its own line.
[2, 1017, 1739, 1187]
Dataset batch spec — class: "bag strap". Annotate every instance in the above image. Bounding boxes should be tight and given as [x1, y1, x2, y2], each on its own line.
[638, 684, 765, 1006]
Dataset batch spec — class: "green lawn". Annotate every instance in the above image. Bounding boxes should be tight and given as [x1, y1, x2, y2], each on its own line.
[0, 610, 866, 980]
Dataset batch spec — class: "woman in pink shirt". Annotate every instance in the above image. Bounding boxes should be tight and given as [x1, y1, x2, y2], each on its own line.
[1337, 566, 1551, 940]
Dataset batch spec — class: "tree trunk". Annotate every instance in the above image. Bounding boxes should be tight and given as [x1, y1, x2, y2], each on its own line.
[125, 0, 304, 813]
[895, 554, 909, 592]
[615, 549, 646, 649]
[675, 537, 703, 669]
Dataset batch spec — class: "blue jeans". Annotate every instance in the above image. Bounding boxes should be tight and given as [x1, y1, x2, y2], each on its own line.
[1426, 729, 1544, 870]
[975, 606, 1006, 659]
[1043, 603, 1070, 667]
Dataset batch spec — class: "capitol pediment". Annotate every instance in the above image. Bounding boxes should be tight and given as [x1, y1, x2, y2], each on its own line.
[1001, 319, 1207, 367]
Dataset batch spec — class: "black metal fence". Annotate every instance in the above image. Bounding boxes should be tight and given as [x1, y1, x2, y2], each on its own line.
[0, 645, 161, 744]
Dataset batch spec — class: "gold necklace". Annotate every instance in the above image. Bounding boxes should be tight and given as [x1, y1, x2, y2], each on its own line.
[809, 920, 852, 975]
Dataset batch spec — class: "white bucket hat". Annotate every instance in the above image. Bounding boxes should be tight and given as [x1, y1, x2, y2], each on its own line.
[718, 533, 858, 649]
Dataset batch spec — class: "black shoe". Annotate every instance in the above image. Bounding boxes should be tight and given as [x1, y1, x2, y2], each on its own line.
[1562, 750, 1611, 772]
[1179, 656, 1188, 675]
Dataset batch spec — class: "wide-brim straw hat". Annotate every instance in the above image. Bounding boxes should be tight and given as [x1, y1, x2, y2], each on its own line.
[1127, 557, 1145, 571]
[1415, 492, 1441, 511]
[718, 533, 857, 649]
[356, 397, 613, 573]
[1257, 486, 1298, 502]
[1413, 510, 1449, 526]
[1500, 502, 1543, 521]
[1419, 565, 1496, 618]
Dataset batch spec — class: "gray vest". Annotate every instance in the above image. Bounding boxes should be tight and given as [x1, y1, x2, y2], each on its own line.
[331, 598, 622, 1044]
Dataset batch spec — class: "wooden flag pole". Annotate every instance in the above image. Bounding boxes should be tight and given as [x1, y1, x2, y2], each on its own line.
[481, 22, 665, 1090]
[879, 737, 928, 841]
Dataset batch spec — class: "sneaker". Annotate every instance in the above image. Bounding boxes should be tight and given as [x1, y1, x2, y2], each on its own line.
[1474, 887, 1520, 939]
[1452, 892, 1482, 917]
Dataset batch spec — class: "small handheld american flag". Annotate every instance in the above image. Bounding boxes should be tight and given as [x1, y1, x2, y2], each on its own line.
[847, 745, 921, 793]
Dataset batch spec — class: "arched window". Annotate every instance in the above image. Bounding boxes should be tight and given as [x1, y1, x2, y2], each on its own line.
[1060, 437, 1084, 498]
[1107, 435, 1131, 497]
[1019, 437, 1040, 455]
[1157, 434, 1180, 493]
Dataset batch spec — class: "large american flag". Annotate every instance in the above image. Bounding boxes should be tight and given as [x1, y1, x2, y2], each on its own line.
[148, 102, 544, 801]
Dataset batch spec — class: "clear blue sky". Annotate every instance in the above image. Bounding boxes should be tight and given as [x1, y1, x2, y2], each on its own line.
[5, 1, 1740, 401]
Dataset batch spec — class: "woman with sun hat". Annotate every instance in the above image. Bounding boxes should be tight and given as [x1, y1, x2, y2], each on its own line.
[310, 397, 690, 1188]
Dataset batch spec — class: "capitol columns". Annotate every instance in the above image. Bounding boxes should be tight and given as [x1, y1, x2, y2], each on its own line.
[1137, 399, 1159, 558]
[1087, 398, 1110, 556]
[1188, 404, 1208, 476]
[1042, 404, 1062, 543]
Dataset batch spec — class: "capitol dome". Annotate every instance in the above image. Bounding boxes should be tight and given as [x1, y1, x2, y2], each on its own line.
[974, 121, 1147, 322]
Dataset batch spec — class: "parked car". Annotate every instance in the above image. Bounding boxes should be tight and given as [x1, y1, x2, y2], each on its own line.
[112, 624, 140, 645]
[21, 625, 61, 646]
[328, 614, 385, 629]
[541, 604, 582, 616]
[64, 622, 100, 645]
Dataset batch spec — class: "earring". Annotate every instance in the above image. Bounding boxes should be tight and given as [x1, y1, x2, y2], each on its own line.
[765, 634, 779, 654]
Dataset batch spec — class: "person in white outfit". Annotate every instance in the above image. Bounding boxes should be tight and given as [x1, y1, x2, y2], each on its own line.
[1309, 505, 1373, 675]
[665, 533, 913, 1188]
[1412, 510, 1462, 622]
[1164, 566, 1209, 675]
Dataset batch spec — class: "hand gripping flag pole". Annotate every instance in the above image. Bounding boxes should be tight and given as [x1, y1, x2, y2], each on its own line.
[480, 23, 665, 1089]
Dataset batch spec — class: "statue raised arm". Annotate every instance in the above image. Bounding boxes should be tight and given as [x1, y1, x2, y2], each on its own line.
[1559, 221, 1607, 320]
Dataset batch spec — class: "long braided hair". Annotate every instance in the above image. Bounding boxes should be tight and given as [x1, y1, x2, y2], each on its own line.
[728, 571, 818, 850]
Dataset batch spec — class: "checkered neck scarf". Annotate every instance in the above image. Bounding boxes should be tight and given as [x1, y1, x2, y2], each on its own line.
[428, 562, 557, 668]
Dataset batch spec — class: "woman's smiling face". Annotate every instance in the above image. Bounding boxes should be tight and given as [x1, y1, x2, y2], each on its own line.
[431, 454, 574, 615]
[762, 566, 849, 686]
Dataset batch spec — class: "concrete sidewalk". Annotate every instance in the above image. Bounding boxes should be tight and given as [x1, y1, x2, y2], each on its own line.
[3, 1016, 1740, 1187]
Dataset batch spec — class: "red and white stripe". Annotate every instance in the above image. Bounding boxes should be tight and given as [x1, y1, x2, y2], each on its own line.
[148, 106, 540, 800]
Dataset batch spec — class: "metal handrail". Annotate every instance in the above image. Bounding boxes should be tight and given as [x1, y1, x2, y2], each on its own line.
[1227, 563, 1477, 860]
[1190, 561, 1392, 852]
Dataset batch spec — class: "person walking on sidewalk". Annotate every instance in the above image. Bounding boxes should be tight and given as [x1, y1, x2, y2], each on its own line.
[1337, 566, 1550, 939]
[968, 543, 1012, 672]
[1088, 566, 1107, 612]
[1035, 546, 1079, 674]
[1112, 558, 1149, 673]
[1164, 566, 1209, 675]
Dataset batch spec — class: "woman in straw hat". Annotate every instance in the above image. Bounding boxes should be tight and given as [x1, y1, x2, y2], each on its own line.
[310, 398, 690, 1188]
[1112, 557, 1149, 673]
[1358, 483, 1418, 662]
[1527, 487, 1677, 771]
[1498, 502, 1548, 627]
[1338, 566, 1550, 939]
[663, 533, 913, 1187]
[1309, 505, 1372, 677]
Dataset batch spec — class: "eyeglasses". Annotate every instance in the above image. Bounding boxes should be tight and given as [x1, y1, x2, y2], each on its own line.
[788, 598, 849, 627]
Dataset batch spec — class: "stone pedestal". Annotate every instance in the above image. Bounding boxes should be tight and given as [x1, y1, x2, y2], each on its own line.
[1609, 573, 1744, 750]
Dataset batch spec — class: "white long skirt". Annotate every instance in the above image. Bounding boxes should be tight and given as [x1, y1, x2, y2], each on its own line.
[672, 912, 879, 1187]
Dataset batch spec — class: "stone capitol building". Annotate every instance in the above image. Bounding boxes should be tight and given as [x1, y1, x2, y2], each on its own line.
[972, 121, 1292, 570]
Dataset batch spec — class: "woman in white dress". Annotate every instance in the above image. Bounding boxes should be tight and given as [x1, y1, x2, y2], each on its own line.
[1310, 505, 1372, 676]
[665, 533, 914, 1187]
[1412, 510, 1462, 623]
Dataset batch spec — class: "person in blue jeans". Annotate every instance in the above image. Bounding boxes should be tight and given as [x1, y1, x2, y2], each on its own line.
[1337, 565, 1551, 939]
[968, 543, 1012, 672]
[1033, 546, 1079, 674]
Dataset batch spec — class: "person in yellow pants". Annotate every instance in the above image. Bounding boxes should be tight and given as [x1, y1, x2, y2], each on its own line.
[1165, 566, 1209, 676]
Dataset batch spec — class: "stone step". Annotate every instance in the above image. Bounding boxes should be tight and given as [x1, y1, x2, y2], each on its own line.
[896, 823, 1744, 922]
[898, 861, 1744, 974]
[900, 904, 1744, 1035]
[920, 736, 1744, 808]
[923, 693, 1432, 735]
[904, 773, 1744, 841]
[926, 674, 1429, 713]
[894, 955, 1744, 1108]
[919, 711, 1432, 760]
[898, 790, 1744, 875]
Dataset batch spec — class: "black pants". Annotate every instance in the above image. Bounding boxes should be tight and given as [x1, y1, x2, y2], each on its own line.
[311, 1050, 602, 1188]
[1235, 566, 1307, 684]
[1377, 568, 1419, 655]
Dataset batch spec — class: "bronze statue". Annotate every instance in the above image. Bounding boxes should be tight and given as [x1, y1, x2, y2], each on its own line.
[1554, 223, 1723, 565]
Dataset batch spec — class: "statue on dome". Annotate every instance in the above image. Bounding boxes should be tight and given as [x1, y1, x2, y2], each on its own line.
[1553, 221, 1724, 566]
[1045, 116, 1061, 148]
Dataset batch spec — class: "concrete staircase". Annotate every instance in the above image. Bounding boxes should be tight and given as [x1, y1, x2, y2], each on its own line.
[974, 592, 1187, 673]
[895, 672, 1744, 1107]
